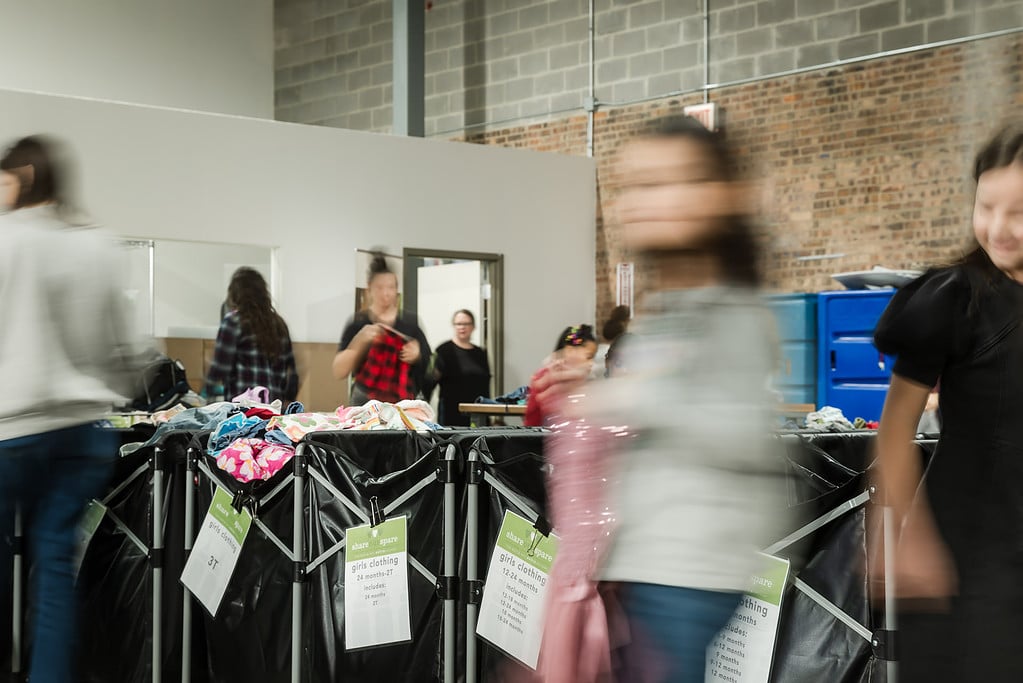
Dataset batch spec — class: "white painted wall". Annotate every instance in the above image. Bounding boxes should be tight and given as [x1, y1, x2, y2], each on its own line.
[0, 0, 273, 118]
[417, 261, 483, 353]
[152, 240, 273, 338]
[0, 88, 596, 390]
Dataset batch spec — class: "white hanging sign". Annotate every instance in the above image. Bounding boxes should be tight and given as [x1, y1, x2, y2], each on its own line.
[705, 553, 791, 683]
[180, 487, 252, 617]
[344, 516, 412, 650]
[476, 510, 558, 670]
[73, 499, 108, 578]
[616, 262, 634, 310]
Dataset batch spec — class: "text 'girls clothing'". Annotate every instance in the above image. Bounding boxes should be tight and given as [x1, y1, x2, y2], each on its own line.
[338, 312, 431, 404]
[433, 340, 491, 426]
[874, 264, 1023, 682]
[205, 310, 298, 403]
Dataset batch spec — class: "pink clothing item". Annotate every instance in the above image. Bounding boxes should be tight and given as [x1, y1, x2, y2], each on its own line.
[215, 438, 296, 483]
[533, 413, 621, 682]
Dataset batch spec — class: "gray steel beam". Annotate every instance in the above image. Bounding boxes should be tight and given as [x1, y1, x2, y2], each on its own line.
[393, 0, 424, 137]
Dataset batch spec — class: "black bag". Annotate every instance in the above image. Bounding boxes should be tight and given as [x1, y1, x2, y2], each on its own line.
[129, 353, 191, 412]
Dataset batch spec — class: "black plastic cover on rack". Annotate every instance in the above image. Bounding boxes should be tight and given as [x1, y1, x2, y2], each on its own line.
[768, 432, 934, 683]
[76, 430, 191, 683]
[195, 429, 446, 683]
[455, 428, 548, 683]
[193, 439, 298, 683]
[302, 430, 445, 683]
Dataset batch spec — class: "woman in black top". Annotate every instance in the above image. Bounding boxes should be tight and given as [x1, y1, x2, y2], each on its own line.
[433, 309, 491, 426]
[873, 122, 1023, 681]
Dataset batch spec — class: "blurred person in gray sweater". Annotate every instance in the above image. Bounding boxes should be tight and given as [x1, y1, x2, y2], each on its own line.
[0, 135, 136, 683]
[599, 116, 788, 683]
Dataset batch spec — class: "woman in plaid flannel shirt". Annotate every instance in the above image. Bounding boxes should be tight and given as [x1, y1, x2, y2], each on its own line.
[205, 267, 298, 403]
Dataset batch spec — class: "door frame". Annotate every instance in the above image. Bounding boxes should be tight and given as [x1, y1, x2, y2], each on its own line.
[402, 247, 505, 395]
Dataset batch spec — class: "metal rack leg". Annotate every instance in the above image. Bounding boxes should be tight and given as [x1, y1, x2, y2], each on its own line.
[182, 446, 197, 683]
[466, 451, 480, 683]
[883, 505, 898, 683]
[443, 445, 457, 683]
[292, 445, 307, 683]
[152, 447, 165, 683]
[12, 504, 22, 678]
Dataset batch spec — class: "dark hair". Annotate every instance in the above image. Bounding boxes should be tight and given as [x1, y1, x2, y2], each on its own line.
[452, 309, 475, 325]
[227, 267, 289, 357]
[0, 135, 66, 209]
[634, 115, 761, 287]
[605, 331, 632, 377]
[960, 121, 1023, 295]
[601, 305, 631, 342]
[367, 253, 396, 285]
[554, 324, 596, 352]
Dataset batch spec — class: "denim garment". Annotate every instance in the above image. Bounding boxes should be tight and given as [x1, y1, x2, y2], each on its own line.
[619, 583, 741, 683]
[142, 402, 241, 449]
[0, 424, 116, 683]
[207, 412, 268, 454]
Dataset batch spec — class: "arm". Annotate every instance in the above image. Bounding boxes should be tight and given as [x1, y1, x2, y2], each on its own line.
[205, 316, 238, 398]
[432, 345, 447, 381]
[331, 321, 378, 380]
[875, 374, 931, 523]
[874, 373, 957, 599]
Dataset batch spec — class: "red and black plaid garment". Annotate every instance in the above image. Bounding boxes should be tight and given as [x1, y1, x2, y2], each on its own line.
[355, 327, 412, 403]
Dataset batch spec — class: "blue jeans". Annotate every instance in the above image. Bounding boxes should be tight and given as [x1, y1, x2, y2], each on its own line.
[0, 424, 114, 683]
[620, 582, 742, 683]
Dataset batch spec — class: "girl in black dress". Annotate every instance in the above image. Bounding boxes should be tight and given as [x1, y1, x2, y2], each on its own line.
[874, 122, 1023, 681]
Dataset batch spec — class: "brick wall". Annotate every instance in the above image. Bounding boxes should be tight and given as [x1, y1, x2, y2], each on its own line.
[275, 0, 1023, 135]
[273, 2, 1023, 327]
[460, 34, 1023, 328]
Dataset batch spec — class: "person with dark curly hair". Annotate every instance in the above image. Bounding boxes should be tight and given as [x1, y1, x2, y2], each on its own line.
[205, 267, 298, 403]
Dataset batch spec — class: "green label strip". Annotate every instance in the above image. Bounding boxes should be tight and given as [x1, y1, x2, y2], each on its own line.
[346, 516, 408, 562]
[495, 510, 558, 574]
[209, 487, 253, 546]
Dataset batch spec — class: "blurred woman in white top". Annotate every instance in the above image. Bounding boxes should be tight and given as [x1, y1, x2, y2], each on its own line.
[0, 135, 136, 683]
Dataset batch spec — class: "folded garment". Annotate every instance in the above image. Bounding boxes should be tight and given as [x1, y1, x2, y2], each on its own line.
[476, 385, 529, 405]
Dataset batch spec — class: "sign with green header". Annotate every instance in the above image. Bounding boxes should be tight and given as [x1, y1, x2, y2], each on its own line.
[476, 510, 559, 670]
[73, 500, 108, 578]
[344, 516, 411, 650]
[705, 553, 791, 683]
[180, 487, 252, 617]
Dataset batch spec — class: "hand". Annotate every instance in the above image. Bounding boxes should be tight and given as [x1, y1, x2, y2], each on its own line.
[870, 502, 958, 609]
[895, 511, 958, 603]
[356, 324, 382, 347]
[533, 356, 591, 416]
[400, 339, 421, 364]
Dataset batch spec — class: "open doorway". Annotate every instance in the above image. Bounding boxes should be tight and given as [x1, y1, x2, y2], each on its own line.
[401, 248, 504, 402]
